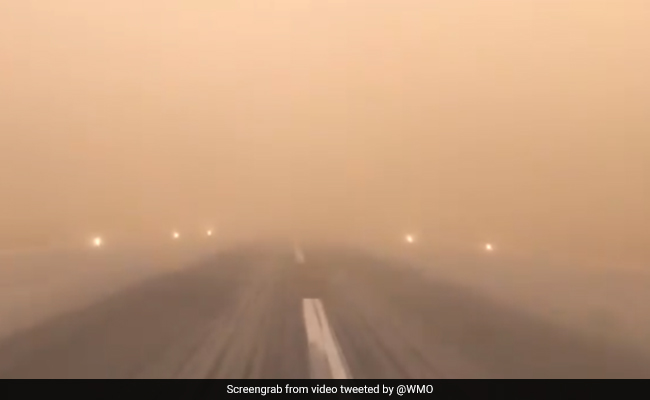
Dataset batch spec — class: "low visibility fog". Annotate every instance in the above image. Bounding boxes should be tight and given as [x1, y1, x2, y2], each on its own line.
[0, 1, 648, 354]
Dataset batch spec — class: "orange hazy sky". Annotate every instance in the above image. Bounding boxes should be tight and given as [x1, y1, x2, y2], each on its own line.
[0, 1, 648, 265]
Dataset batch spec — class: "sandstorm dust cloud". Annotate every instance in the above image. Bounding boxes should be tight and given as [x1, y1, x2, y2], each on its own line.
[0, 1, 648, 266]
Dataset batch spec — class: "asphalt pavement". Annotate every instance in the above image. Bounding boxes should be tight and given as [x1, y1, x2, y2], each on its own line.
[1, 244, 649, 379]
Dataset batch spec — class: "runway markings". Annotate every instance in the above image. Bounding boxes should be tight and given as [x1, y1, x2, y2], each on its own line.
[294, 245, 305, 264]
[302, 298, 351, 379]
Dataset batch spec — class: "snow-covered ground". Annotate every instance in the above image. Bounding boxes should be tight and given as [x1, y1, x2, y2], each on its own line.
[0, 242, 222, 341]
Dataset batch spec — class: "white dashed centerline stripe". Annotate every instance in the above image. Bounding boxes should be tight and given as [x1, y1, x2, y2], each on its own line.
[302, 298, 351, 379]
[294, 245, 305, 264]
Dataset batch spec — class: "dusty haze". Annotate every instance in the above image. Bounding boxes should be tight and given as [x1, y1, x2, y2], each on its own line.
[1, 1, 648, 266]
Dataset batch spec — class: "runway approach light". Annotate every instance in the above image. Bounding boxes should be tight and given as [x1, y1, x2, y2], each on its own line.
[92, 237, 103, 247]
[405, 234, 416, 244]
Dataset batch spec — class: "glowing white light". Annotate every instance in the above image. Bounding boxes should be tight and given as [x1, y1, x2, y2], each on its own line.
[173, 232, 180, 239]
[485, 243, 493, 251]
[405, 234, 415, 244]
[206, 230, 213, 237]
[92, 237, 103, 247]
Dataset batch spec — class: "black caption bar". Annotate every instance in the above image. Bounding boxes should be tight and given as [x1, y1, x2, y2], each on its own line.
[20, 380, 483, 399]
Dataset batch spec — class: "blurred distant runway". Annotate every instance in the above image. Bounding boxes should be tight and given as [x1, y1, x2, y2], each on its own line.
[1, 244, 649, 379]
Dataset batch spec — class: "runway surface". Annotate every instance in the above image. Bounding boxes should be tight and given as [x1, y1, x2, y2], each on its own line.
[1, 244, 649, 379]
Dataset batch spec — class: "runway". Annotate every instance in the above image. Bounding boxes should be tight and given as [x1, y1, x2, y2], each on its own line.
[1, 244, 649, 379]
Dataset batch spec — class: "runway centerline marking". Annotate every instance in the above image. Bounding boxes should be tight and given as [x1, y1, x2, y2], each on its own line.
[294, 245, 305, 264]
[302, 298, 351, 379]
